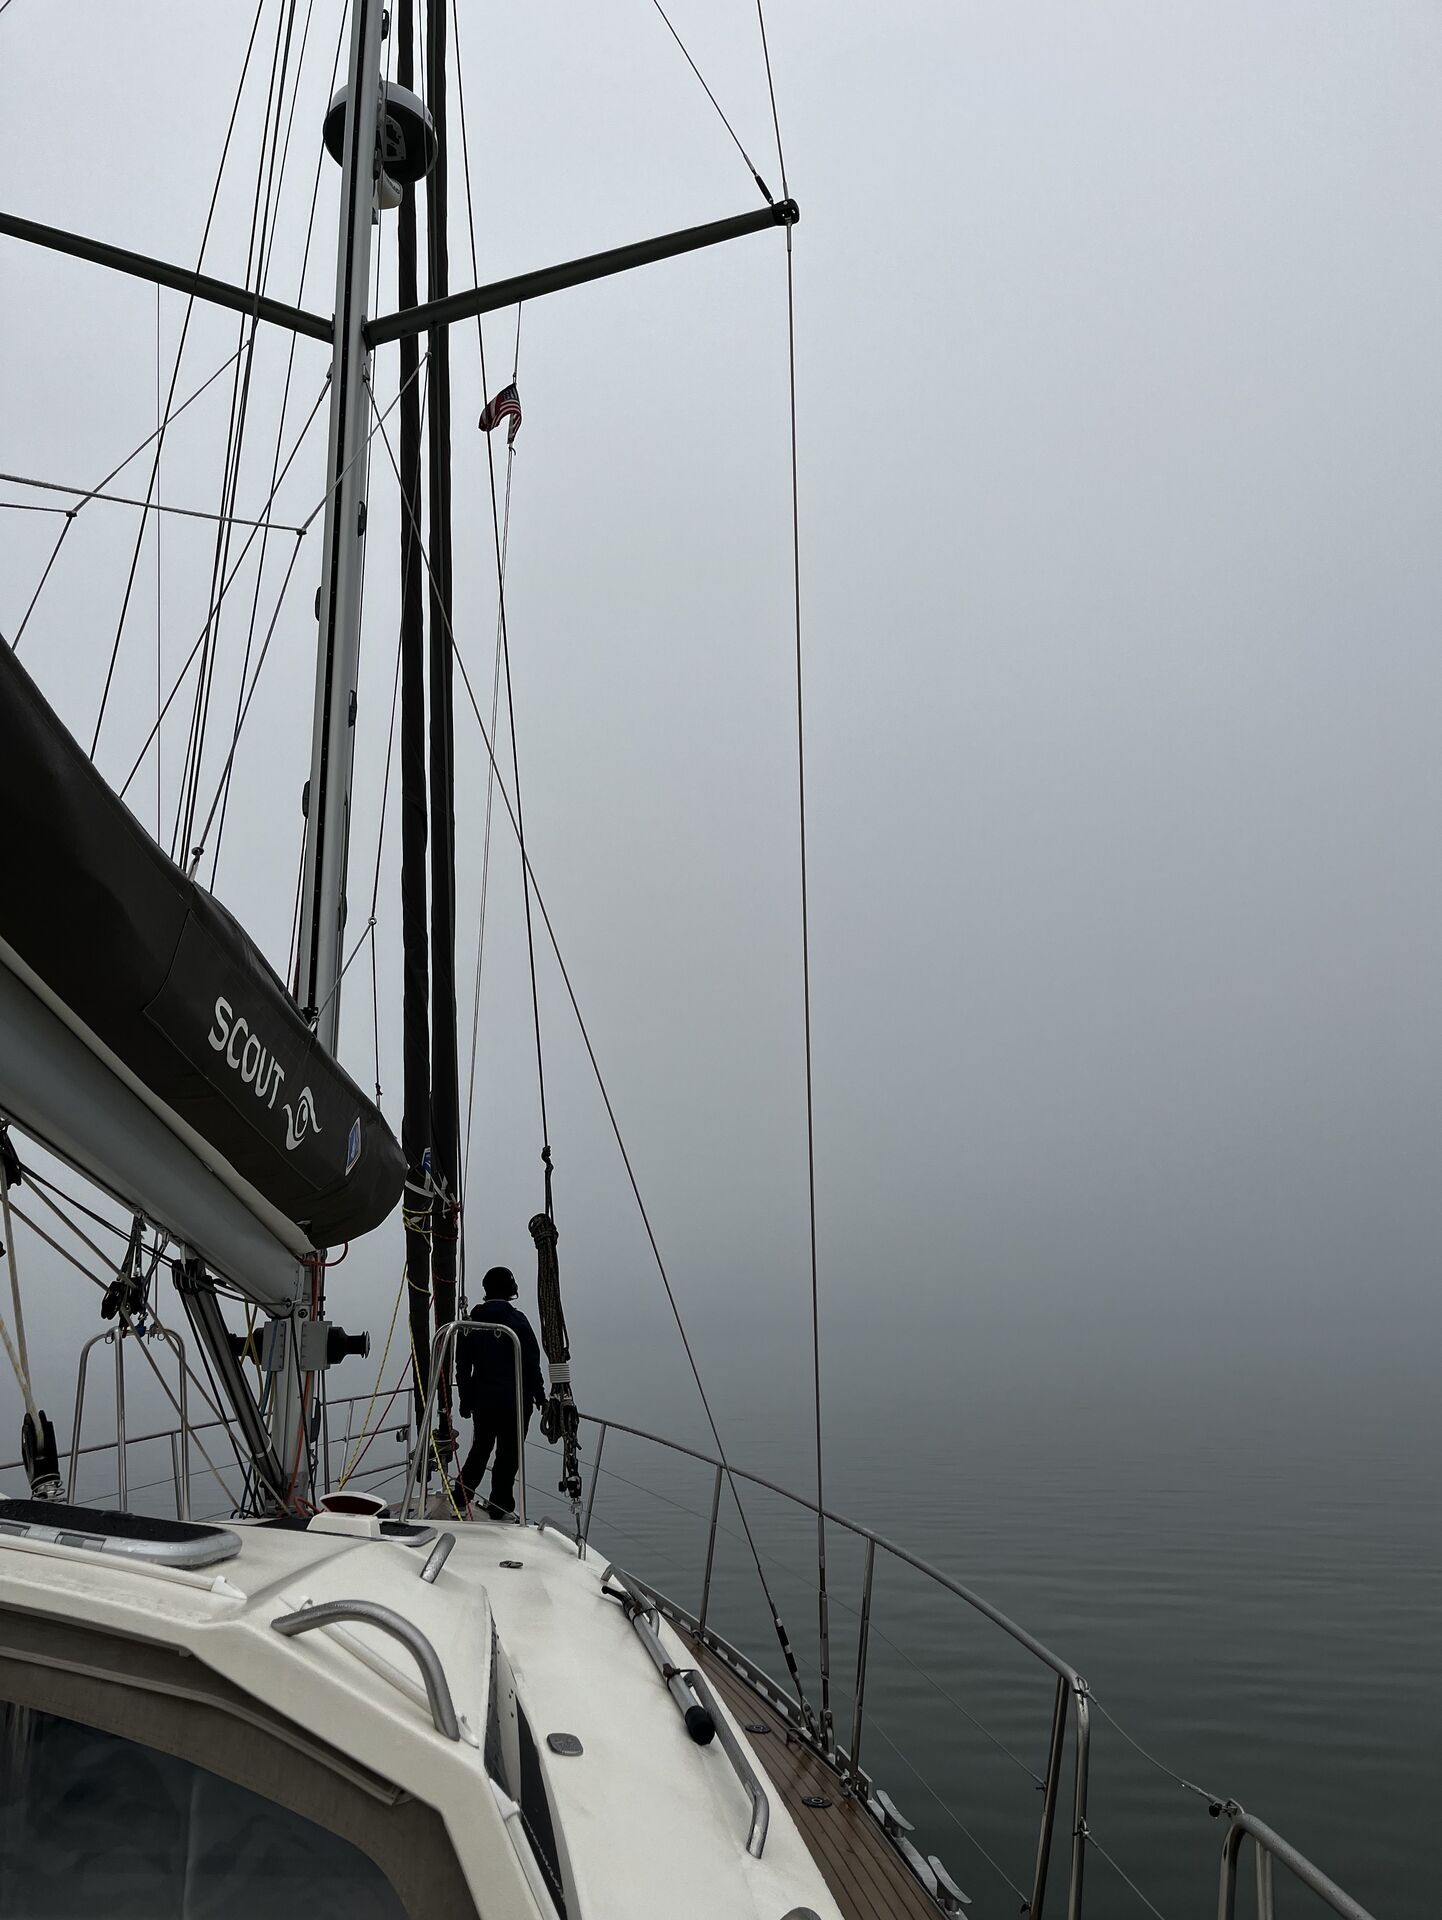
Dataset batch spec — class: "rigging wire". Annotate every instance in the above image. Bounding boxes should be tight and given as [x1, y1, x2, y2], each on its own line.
[114, 345, 419, 817]
[867, 1715, 1032, 1908]
[19, 1179, 136, 1278]
[20, 1167, 135, 1245]
[9, 341, 252, 658]
[369, 392, 819, 1735]
[787, 212, 834, 1732]
[451, 0, 518, 1277]
[211, 0, 344, 882]
[0, 1196, 243, 1508]
[89, 0, 271, 762]
[494, 459, 553, 1205]
[0, 1147, 39, 1430]
[186, 530, 308, 857]
[286, 817, 309, 994]
[9, 517, 71, 651]
[176, 0, 300, 869]
[156, 286, 163, 837]
[370, 612, 406, 1105]
[310, 899, 379, 1029]
[747, 0, 831, 1745]
[336, 1365, 411, 1487]
[1089, 1697, 1223, 1807]
[114, 371, 333, 804]
[753, 0, 789, 199]
[0, 472, 307, 533]
[360, 347, 422, 1100]
[358, 323, 427, 1114]
[337, 1269, 407, 1487]
[459, 383, 514, 1233]
[1087, 1830, 1174, 1920]
[645, 0, 775, 203]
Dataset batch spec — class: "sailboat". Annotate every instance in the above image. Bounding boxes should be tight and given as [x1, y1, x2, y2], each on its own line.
[0, 6, 1383, 1918]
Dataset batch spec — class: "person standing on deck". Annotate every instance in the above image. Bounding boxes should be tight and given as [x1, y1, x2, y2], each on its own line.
[454, 1265, 546, 1516]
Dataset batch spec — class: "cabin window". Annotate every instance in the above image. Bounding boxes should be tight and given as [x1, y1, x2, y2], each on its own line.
[0, 1704, 407, 1919]
[485, 1629, 571, 1918]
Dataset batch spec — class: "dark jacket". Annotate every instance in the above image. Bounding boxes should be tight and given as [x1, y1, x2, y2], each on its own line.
[456, 1300, 546, 1419]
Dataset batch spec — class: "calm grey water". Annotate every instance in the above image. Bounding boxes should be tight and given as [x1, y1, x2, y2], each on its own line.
[531, 1321, 1440, 1920]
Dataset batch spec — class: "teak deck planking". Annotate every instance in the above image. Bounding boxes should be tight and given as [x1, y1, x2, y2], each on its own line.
[686, 1630, 947, 1920]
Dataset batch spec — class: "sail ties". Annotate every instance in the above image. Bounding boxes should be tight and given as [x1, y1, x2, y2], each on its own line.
[402, 1162, 435, 1243]
[530, 1188, 582, 1509]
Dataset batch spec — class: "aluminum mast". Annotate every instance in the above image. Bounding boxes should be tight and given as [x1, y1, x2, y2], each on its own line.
[274, 0, 385, 1478]
[296, 0, 386, 1054]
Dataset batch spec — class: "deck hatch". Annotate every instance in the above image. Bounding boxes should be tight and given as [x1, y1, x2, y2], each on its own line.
[0, 1499, 241, 1568]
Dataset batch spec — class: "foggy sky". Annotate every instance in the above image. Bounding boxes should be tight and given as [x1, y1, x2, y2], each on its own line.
[2, 1, 1440, 1479]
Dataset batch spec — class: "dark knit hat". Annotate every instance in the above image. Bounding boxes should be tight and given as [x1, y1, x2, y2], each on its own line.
[481, 1264, 518, 1299]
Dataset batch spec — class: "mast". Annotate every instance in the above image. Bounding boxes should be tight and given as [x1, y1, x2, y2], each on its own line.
[425, 0, 462, 1440]
[278, 0, 384, 1479]
[398, 0, 434, 1426]
[295, 0, 385, 1052]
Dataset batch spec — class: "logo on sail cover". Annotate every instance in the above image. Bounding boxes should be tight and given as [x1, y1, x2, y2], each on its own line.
[207, 995, 286, 1110]
[283, 1087, 323, 1153]
[346, 1117, 361, 1174]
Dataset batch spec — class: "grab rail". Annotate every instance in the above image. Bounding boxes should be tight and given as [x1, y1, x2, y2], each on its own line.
[604, 1560, 770, 1858]
[1218, 1806, 1374, 1920]
[400, 1320, 527, 1524]
[271, 1598, 460, 1740]
[69, 1322, 190, 1517]
[688, 1664, 771, 1859]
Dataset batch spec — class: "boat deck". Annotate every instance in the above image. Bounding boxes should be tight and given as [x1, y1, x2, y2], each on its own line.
[683, 1627, 948, 1920]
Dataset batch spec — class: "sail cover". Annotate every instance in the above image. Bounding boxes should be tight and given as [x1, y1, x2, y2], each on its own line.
[0, 643, 404, 1249]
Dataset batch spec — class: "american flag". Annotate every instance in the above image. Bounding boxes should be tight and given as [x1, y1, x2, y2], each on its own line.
[478, 382, 522, 447]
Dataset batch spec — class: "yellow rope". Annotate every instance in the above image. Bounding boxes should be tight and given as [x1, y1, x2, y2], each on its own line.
[337, 1266, 406, 1489]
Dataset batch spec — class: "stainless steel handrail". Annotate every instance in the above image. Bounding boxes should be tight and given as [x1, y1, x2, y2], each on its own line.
[68, 1322, 190, 1516]
[607, 1563, 720, 1740]
[576, 1412, 1083, 1685]
[687, 1665, 770, 1858]
[271, 1598, 461, 1740]
[605, 1561, 770, 1859]
[420, 1533, 455, 1583]
[1218, 1806, 1375, 1920]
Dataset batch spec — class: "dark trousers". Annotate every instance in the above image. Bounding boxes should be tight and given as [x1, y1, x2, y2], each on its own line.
[458, 1401, 529, 1513]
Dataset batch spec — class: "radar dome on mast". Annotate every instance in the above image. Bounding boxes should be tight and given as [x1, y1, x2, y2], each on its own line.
[323, 78, 436, 209]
